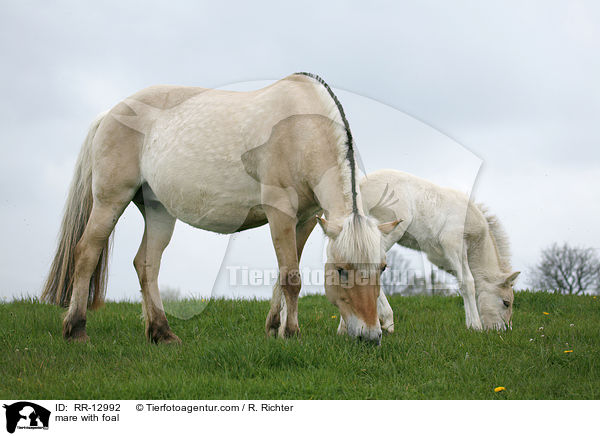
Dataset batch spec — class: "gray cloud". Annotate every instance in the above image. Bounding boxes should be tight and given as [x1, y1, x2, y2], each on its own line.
[1, 1, 599, 300]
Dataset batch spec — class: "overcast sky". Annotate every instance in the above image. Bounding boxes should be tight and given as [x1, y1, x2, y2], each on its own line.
[1, 1, 599, 301]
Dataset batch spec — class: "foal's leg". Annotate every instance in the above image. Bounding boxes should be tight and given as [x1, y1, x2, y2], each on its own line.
[373, 229, 409, 333]
[368, 229, 409, 334]
[63, 197, 132, 341]
[460, 250, 482, 330]
[337, 316, 347, 334]
[377, 292, 395, 333]
[265, 216, 317, 337]
[133, 198, 180, 344]
[450, 247, 482, 330]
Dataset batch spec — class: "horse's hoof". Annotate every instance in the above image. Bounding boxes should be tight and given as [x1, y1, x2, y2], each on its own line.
[155, 332, 182, 345]
[147, 320, 181, 345]
[265, 312, 281, 338]
[63, 317, 89, 342]
[150, 328, 182, 345]
[66, 331, 90, 343]
[284, 326, 301, 339]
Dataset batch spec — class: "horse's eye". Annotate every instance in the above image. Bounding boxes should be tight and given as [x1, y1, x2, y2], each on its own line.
[503, 300, 510, 308]
[381, 264, 387, 273]
[337, 267, 348, 281]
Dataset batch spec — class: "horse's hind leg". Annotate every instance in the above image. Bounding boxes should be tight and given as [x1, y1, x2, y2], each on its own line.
[64, 196, 133, 341]
[133, 193, 179, 344]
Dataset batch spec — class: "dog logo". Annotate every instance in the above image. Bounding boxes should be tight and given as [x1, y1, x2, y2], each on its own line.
[3, 402, 50, 433]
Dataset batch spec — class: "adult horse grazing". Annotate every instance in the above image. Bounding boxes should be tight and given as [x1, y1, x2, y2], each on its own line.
[339, 169, 520, 333]
[41, 73, 399, 344]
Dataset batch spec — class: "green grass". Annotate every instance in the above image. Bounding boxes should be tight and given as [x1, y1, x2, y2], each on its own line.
[1, 292, 598, 399]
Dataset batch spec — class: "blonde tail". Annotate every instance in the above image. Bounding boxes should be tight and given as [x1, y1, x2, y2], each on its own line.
[41, 112, 110, 309]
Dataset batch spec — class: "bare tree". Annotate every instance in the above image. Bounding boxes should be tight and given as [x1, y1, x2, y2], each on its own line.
[529, 243, 600, 295]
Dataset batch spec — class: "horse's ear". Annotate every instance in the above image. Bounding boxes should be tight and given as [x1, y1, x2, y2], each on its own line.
[503, 271, 520, 286]
[378, 219, 403, 234]
[316, 216, 342, 238]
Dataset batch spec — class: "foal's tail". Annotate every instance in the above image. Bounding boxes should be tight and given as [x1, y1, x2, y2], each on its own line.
[41, 112, 110, 309]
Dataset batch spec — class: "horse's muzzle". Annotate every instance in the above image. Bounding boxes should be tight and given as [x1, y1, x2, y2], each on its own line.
[348, 317, 382, 345]
[358, 328, 383, 345]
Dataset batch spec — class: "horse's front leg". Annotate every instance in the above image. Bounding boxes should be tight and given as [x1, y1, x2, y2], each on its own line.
[264, 202, 302, 338]
[265, 216, 317, 337]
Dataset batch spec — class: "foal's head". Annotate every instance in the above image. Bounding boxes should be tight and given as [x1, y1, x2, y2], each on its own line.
[318, 214, 400, 345]
[478, 271, 520, 330]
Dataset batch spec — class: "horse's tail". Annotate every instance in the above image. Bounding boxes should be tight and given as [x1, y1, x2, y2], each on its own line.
[41, 111, 110, 309]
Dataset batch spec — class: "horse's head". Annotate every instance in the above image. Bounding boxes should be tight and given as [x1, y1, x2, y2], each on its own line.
[318, 214, 400, 345]
[478, 271, 520, 330]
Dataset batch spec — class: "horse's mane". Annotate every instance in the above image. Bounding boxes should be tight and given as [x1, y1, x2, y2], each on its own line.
[475, 203, 512, 273]
[293, 73, 381, 265]
[328, 214, 384, 270]
[294, 72, 359, 214]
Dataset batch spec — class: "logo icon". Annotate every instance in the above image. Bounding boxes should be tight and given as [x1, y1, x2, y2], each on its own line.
[3, 402, 50, 433]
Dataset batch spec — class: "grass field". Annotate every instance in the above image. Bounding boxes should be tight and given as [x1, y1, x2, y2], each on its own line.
[1, 292, 598, 399]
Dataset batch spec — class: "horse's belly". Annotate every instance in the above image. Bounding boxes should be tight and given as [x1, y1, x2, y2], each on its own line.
[142, 155, 264, 233]
[185, 201, 267, 233]
[162, 181, 264, 233]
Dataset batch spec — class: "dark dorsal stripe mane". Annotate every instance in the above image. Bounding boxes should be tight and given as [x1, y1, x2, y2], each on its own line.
[294, 72, 358, 214]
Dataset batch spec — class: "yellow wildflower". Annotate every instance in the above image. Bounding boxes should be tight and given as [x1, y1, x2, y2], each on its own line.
[543, 312, 549, 315]
[494, 386, 506, 393]
[331, 315, 337, 319]
[564, 350, 573, 353]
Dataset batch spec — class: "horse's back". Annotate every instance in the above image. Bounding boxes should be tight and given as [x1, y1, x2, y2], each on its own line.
[93, 76, 342, 233]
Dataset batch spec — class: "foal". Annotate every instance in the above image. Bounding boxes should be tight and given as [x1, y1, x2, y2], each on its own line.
[340, 169, 519, 332]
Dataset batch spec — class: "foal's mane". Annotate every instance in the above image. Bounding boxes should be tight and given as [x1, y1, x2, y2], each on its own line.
[475, 203, 512, 273]
[294, 72, 359, 214]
